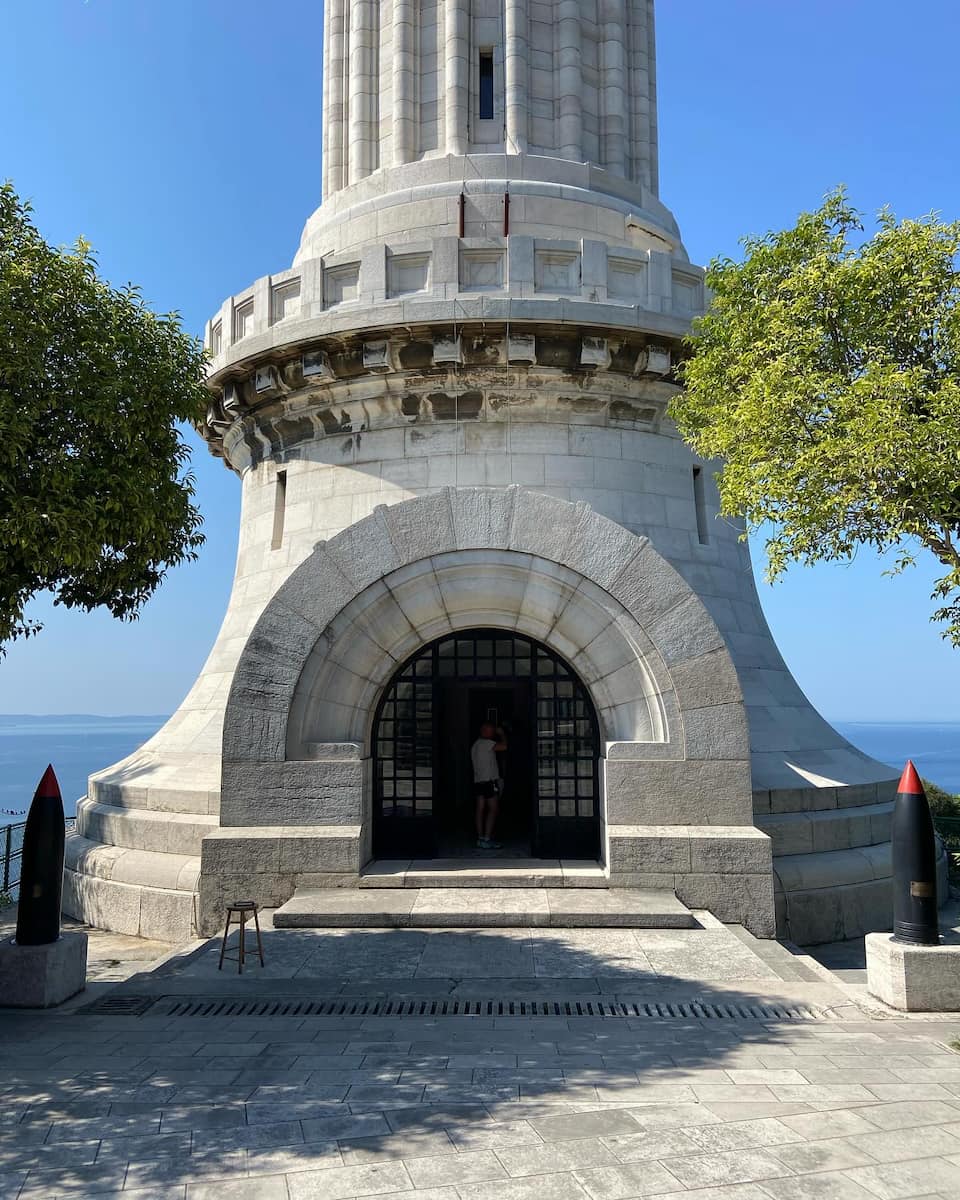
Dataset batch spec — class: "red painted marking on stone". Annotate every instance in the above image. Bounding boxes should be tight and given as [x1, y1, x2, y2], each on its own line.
[897, 759, 924, 796]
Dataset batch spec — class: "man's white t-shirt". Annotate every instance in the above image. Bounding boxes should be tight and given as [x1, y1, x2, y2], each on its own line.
[471, 737, 499, 783]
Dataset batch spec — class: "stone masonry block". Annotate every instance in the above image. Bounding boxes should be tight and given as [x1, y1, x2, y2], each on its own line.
[687, 828, 772, 875]
[608, 540, 689, 625]
[278, 831, 361, 874]
[62, 870, 142, 937]
[768, 785, 839, 815]
[229, 603, 319, 716]
[138, 889, 197, 943]
[381, 490, 456, 560]
[220, 760, 363, 827]
[670, 649, 744, 711]
[607, 826, 692, 873]
[839, 878, 892, 941]
[756, 812, 814, 857]
[646, 594, 725, 667]
[450, 486, 516, 548]
[675, 872, 776, 938]
[201, 831, 282, 875]
[604, 758, 753, 826]
[272, 548, 356, 632]
[198, 870, 294, 937]
[682, 704, 750, 761]
[324, 508, 400, 592]
[565, 509, 644, 592]
[508, 488, 580, 563]
[221, 705, 288, 766]
[603, 872, 676, 890]
[781, 887, 845, 946]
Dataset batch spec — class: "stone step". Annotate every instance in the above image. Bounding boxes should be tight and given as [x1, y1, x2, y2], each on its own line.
[273, 887, 696, 929]
[359, 859, 606, 889]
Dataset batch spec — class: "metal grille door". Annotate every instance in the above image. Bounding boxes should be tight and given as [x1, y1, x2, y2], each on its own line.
[372, 631, 600, 860]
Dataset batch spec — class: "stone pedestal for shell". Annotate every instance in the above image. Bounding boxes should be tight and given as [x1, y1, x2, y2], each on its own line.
[64, 0, 898, 945]
[0, 934, 87, 1008]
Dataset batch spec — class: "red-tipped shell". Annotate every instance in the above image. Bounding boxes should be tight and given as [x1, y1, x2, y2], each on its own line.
[34, 764, 61, 799]
[897, 759, 924, 796]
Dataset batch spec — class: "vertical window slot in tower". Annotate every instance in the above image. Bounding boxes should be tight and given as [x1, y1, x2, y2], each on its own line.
[271, 469, 287, 551]
[692, 466, 709, 545]
[478, 50, 494, 120]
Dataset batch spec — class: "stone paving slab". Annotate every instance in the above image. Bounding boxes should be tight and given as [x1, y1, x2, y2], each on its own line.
[2, 917, 960, 1197]
[274, 888, 696, 929]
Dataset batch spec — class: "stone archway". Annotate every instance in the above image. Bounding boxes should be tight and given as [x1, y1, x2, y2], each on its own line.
[200, 488, 774, 937]
[368, 628, 605, 861]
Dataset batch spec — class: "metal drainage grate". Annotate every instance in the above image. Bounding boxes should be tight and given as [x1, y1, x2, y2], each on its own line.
[92, 996, 832, 1021]
[77, 994, 156, 1017]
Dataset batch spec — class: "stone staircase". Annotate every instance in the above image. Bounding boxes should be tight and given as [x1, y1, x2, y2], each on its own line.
[358, 858, 607, 889]
[273, 886, 696, 929]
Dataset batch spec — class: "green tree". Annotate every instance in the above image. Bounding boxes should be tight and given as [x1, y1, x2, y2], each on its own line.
[0, 183, 207, 651]
[672, 189, 960, 643]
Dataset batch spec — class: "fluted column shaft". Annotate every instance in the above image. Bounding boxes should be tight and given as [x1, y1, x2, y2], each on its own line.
[600, 0, 628, 175]
[557, 1, 582, 162]
[627, 0, 659, 192]
[323, 0, 347, 197]
[348, 0, 378, 183]
[393, 0, 416, 164]
[504, 0, 528, 155]
[444, 0, 468, 155]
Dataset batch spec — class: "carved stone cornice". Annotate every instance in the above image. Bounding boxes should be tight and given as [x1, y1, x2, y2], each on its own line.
[201, 322, 683, 472]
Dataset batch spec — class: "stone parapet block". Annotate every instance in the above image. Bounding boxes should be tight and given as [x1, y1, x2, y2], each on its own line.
[198, 825, 363, 935]
[201, 825, 362, 873]
[607, 824, 774, 936]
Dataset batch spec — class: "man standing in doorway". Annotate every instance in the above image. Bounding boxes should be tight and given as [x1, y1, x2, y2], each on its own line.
[471, 721, 507, 850]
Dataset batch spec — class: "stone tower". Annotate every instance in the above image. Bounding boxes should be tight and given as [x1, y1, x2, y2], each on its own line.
[65, 0, 899, 945]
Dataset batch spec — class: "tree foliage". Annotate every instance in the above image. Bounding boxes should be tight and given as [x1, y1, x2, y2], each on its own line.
[0, 183, 207, 651]
[672, 189, 960, 644]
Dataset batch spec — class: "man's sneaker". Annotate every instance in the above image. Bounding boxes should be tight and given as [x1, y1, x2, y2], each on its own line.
[476, 838, 489, 849]
[485, 838, 503, 850]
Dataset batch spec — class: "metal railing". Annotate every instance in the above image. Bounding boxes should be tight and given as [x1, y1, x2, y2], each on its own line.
[934, 816, 960, 883]
[1, 818, 76, 904]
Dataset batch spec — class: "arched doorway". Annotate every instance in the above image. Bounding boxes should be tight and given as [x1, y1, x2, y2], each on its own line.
[372, 629, 602, 861]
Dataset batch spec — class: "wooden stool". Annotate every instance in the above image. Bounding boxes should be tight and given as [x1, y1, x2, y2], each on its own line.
[218, 900, 264, 973]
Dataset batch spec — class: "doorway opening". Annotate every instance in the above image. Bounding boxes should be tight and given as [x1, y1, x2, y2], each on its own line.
[372, 629, 601, 861]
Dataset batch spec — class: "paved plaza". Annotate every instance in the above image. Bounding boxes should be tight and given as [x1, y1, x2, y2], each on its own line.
[1, 913, 960, 1198]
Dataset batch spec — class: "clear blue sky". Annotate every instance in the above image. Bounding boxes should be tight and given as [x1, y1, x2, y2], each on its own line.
[1, 0, 958, 720]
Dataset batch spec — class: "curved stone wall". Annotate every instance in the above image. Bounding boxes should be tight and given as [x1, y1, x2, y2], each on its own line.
[284, 550, 672, 753]
[203, 489, 772, 937]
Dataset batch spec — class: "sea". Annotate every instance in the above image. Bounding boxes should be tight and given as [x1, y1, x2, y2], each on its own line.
[0, 715, 958, 826]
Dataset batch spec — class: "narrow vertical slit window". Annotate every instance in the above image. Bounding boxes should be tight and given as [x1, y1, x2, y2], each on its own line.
[478, 50, 494, 120]
[271, 470, 287, 551]
[692, 466, 709, 545]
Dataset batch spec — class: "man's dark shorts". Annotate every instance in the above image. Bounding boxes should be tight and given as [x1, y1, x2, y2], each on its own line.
[475, 780, 497, 800]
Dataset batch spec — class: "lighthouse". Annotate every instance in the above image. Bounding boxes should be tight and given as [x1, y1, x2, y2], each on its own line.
[65, 0, 899, 945]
